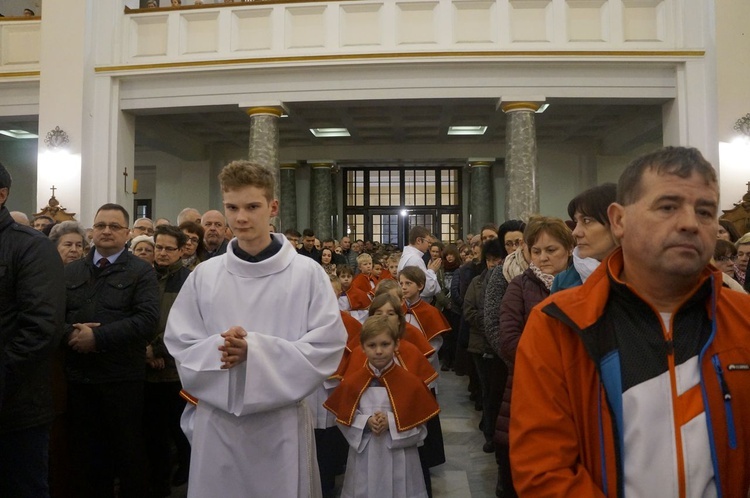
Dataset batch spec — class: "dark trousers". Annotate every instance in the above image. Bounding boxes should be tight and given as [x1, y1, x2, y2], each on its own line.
[472, 353, 494, 441]
[0, 424, 50, 498]
[144, 381, 190, 497]
[67, 381, 147, 498]
[314, 426, 348, 495]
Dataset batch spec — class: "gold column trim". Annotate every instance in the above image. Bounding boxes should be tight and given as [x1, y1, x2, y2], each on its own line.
[310, 162, 334, 169]
[469, 161, 492, 167]
[94, 50, 706, 73]
[245, 106, 283, 117]
[501, 102, 541, 113]
[280, 163, 298, 169]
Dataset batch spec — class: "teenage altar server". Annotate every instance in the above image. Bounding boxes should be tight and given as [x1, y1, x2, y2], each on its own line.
[164, 160, 347, 498]
[325, 315, 440, 498]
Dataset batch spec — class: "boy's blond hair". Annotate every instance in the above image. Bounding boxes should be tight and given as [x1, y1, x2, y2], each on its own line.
[360, 314, 399, 345]
[374, 279, 401, 297]
[336, 265, 353, 278]
[329, 274, 342, 295]
[356, 253, 373, 265]
[386, 254, 400, 265]
[218, 160, 275, 201]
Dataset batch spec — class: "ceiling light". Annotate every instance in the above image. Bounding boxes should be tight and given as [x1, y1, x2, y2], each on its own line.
[310, 128, 350, 138]
[536, 104, 550, 113]
[447, 126, 487, 136]
[0, 129, 38, 139]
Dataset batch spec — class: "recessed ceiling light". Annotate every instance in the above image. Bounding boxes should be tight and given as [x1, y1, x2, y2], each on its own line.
[0, 129, 38, 139]
[447, 125, 487, 136]
[536, 104, 550, 113]
[310, 128, 350, 138]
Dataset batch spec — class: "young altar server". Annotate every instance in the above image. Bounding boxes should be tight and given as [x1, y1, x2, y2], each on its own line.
[324, 315, 440, 498]
[399, 266, 451, 375]
[164, 160, 347, 498]
[351, 253, 377, 293]
[337, 265, 371, 323]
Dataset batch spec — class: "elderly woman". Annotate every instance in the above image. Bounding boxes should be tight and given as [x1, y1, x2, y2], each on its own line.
[552, 183, 618, 292]
[48, 220, 87, 265]
[496, 216, 575, 498]
[131, 235, 155, 265]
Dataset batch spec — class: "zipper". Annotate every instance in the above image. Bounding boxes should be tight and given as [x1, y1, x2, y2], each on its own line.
[712, 354, 737, 449]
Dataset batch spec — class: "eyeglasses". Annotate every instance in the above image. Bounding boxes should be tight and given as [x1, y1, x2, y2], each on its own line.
[716, 255, 738, 263]
[93, 223, 127, 232]
[133, 226, 155, 235]
[154, 245, 179, 253]
[184, 236, 200, 244]
[504, 238, 523, 249]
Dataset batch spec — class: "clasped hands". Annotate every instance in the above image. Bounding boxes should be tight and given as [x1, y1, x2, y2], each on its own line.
[219, 326, 248, 370]
[367, 411, 388, 436]
[68, 322, 100, 353]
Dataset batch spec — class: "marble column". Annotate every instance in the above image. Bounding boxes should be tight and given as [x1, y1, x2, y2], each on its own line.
[501, 100, 543, 222]
[247, 106, 282, 228]
[279, 163, 298, 232]
[310, 162, 334, 241]
[468, 161, 494, 233]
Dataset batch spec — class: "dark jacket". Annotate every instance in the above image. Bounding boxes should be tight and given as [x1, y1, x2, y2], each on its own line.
[64, 247, 160, 383]
[452, 261, 482, 349]
[463, 268, 493, 355]
[495, 267, 549, 446]
[0, 206, 65, 433]
[147, 261, 191, 383]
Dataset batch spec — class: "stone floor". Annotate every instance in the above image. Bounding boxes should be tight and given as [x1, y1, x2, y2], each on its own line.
[170, 369, 497, 497]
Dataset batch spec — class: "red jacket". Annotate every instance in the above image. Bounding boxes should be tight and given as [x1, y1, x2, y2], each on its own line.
[510, 249, 750, 497]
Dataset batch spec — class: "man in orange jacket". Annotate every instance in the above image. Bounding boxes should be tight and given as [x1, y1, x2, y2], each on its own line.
[510, 147, 750, 497]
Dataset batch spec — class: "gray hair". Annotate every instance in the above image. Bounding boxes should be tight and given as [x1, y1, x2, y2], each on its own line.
[49, 220, 87, 247]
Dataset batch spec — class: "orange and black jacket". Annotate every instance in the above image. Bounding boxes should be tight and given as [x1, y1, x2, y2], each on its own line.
[510, 248, 750, 498]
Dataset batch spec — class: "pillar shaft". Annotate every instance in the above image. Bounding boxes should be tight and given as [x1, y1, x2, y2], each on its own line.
[502, 102, 541, 221]
[279, 164, 297, 232]
[468, 162, 493, 233]
[310, 163, 334, 241]
[247, 107, 282, 228]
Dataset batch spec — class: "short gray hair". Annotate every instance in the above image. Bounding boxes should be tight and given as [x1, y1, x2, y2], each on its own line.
[49, 221, 87, 247]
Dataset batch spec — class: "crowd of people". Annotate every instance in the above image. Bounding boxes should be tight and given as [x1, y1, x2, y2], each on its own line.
[1, 145, 750, 498]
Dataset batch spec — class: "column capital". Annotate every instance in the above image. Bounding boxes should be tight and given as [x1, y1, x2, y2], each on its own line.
[244, 106, 285, 117]
[498, 96, 546, 114]
[467, 159, 494, 168]
[280, 162, 298, 170]
[308, 161, 335, 169]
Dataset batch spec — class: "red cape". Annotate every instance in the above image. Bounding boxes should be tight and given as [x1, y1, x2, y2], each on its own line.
[403, 300, 451, 341]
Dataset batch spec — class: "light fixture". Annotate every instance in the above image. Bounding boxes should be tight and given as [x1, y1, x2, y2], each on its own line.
[0, 129, 38, 139]
[44, 126, 70, 150]
[447, 126, 487, 136]
[310, 128, 351, 138]
[735, 113, 750, 138]
[536, 103, 550, 113]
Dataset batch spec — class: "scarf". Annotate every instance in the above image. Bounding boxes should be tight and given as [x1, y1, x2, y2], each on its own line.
[572, 246, 601, 284]
[529, 262, 555, 290]
[443, 257, 460, 272]
[503, 246, 530, 282]
[734, 264, 745, 286]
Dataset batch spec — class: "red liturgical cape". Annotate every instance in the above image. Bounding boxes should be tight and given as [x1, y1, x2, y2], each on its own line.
[324, 361, 440, 432]
[351, 273, 377, 294]
[341, 342, 437, 386]
[344, 287, 371, 310]
[403, 300, 451, 341]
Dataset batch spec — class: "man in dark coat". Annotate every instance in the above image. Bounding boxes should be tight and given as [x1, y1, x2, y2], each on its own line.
[64, 202, 160, 498]
[0, 162, 65, 498]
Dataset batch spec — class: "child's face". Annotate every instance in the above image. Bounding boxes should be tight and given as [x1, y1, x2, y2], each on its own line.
[372, 264, 382, 277]
[388, 261, 398, 276]
[399, 275, 422, 302]
[373, 302, 400, 330]
[339, 273, 353, 290]
[363, 331, 398, 370]
[359, 261, 372, 275]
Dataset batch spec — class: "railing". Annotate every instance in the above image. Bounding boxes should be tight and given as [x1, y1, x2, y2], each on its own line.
[0, 18, 41, 74]
[120, 0, 686, 67]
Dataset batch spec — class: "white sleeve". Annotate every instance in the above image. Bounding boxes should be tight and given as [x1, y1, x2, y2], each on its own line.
[339, 412, 372, 453]
[421, 268, 441, 299]
[386, 412, 427, 449]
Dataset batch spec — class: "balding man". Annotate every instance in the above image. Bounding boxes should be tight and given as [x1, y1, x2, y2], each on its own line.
[177, 208, 201, 226]
[130, 218, 154, 240]
[202, 210, 228, 259]
[10, 211, 29, 226]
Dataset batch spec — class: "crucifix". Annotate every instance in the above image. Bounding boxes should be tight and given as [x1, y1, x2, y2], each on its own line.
[123, 167, 129, 193]
[50, 185, 57, 198]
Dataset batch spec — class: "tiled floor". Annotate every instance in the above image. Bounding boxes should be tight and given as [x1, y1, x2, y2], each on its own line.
[170, 370, 497, 497]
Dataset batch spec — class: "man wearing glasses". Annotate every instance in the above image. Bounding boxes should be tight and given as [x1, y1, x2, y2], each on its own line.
[63, 203, 160, 498]
[397, 225, 442, 300]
